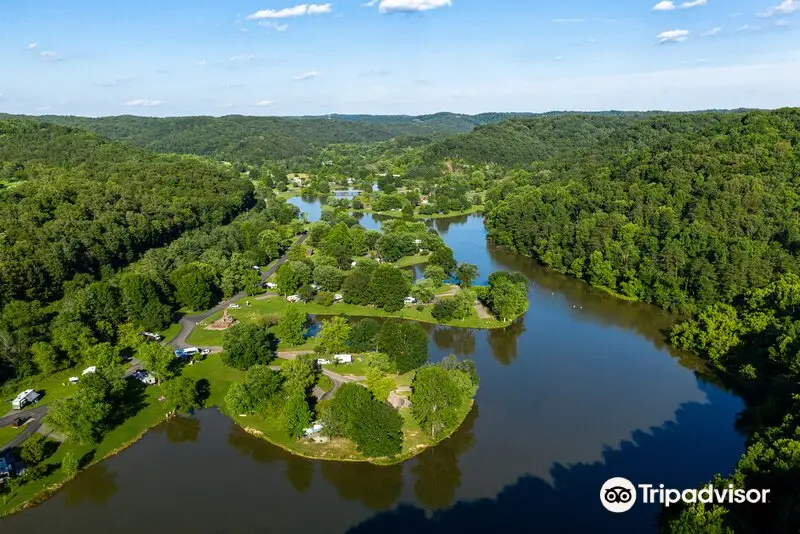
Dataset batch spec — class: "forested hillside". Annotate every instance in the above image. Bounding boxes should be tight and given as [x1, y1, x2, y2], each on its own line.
[0, 112, 531, 164]
[0, 119, 255, 306]
[480, 109, 800, 314]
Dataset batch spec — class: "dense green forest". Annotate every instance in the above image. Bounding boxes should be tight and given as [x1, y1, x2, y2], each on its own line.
[0, 112, 534, 164]
[0, 120, 256, 308]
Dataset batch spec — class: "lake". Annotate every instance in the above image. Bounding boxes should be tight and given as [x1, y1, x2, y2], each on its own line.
[1, 198, 746, 533]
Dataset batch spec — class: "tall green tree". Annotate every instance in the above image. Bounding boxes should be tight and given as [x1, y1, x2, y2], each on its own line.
[276, 305, 308, 346]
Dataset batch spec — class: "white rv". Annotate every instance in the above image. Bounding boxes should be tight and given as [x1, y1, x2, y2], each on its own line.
[11, 389, 40, 410]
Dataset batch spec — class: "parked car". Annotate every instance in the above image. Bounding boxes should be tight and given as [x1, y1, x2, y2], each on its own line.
[201, 348, 211, 356]
[12, 417, 24, 428]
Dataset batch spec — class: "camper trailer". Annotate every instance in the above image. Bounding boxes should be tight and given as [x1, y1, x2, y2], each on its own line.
[11, 389, 40, 410]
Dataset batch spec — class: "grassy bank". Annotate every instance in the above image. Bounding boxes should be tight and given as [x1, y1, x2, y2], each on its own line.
[187, 296, 516, 347]
[351, 205, 482, 220]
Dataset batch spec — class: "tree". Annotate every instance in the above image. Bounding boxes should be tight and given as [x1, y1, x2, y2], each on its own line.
[428, 246, 457, 275]
[313, 265, 345, 292]
[276, 304, 308, 346]
[365, 367, 395, 402]
[30, 341, 58, 375]
[165, 376, 201, 414]
[322, 383, 402, 457]
[258, 229, 282, 262]
[120, 273, 172, 331]
[348, 318, 381, 352]
[170, 262, 219, 311]
[276, 261, 312, 295]
[46, 384, 112, 444]
[138, 342, 176, 384]
[61, 451, 79, 480]
[410, 365, 466, 439]
[368, 265, 410, 312]
[423, 265, 447, 286]
[225, 381, 255, 415]
[320, 222, 354, 269]
[222, 323, 276, 370]
[377, 320, 429, 373]
[431, 299, 458, 321]
[282, 356, 318, 396]
[411, 279, 436, 304]
[318, 317, 351, 355]
[455, 263, 479, 288]
[20, 433, 51, 465]
[342, 271, 372, 305]
[486, 275, 528, 322]
[283, 390, 313, 439]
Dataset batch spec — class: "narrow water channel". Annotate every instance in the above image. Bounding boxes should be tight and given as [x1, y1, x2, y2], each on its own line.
[1, 198, 746, 534]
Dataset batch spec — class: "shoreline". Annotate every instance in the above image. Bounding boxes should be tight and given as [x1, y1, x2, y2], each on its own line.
[0, 398, 474, 518]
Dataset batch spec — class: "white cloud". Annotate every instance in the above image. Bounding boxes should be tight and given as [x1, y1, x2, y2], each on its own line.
[377, 0, 452, 14]
[39, 50, 63, 61]
[702, 27, 722, 36]
[657, 29, 690, 43]
[196, 59, 207, 66]
[293, 70, 321, 80]
[653, 0, 707, 10]
[26, 42, 37, 50]
[259, 21, 289, 31]
[737, 24, 761, 32]
[247, 4, 332, 19]
[775, 18, 792, 26]
[255, 100, 274, 106]
[125, 99, 162, 107]
[229, 54, 256, 62]
[680, 0, 707, 8]
[553, 18, 585, 23]
[759, 0, 799, 17]
[361, 0, 379, 6]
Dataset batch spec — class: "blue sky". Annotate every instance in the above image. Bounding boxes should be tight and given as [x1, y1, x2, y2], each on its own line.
[1, 0, 798, 116]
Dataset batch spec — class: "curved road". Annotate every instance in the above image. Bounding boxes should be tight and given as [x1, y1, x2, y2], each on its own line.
[170, 234, 307, 349]
[0, 405, 48, 452]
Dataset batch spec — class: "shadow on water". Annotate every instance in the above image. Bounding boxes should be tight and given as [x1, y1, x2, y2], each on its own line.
[348, 381, 746, 534]
[63, 464, 119, 508]
[152, 416, 201, 444]
[412, 404, 479, 509]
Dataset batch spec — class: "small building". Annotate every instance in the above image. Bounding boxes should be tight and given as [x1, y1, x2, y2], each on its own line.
[333, 354, 352, 364]
[287, 295, 301, 303]
[82, 366, 97, 376]
[404, 296, 417, 305]
[11, 389, 40, 410]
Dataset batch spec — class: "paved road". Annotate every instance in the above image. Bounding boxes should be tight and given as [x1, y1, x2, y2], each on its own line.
[272, 351, 365, 402]
[170, 234, 308, 349]
[0, 405, 48, 453]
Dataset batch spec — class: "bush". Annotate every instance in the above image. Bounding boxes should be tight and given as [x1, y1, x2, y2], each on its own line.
[431, 299, 458, 321]
[315, 291, 335, 306]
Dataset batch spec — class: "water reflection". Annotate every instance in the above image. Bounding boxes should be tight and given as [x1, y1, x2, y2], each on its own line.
[321, 462, 403, 510]
[411, 405, 478, 509]
[63, 464, 118, 507]
[430, 326, 477, 357]
[486, 317, 526, 366]
[151, 415, 201, 444]
[348, 382, 745, 534]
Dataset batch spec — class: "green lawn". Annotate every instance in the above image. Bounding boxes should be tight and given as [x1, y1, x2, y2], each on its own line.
[0, 367, 83, 410]
[352, 205, 482, 220]
[0, 425, 24, 448]
[394, 254, 430, 268]
[186, 296, 513, 347]
[158, 322, 182, 344]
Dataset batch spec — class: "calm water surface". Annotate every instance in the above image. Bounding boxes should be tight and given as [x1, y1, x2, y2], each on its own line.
[2, 198, 746, 534]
